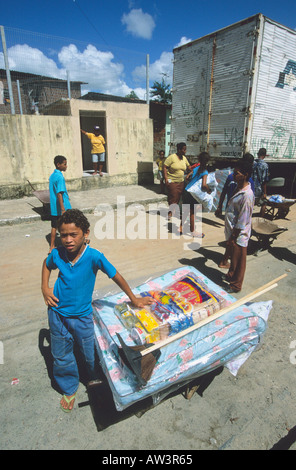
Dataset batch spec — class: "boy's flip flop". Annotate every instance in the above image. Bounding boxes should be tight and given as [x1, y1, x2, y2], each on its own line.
[60, 393, 76, 413]
[191, 232, 205, 238]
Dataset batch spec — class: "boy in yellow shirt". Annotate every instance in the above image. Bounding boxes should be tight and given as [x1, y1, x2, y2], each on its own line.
[81, 126, 106, 176]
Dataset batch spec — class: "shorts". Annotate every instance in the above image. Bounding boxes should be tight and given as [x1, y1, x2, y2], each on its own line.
[92, 152, 105, 163]
[51, 215, 60, 229]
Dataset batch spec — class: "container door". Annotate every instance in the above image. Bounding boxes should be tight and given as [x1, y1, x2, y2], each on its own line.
[250, 19, 296, 160]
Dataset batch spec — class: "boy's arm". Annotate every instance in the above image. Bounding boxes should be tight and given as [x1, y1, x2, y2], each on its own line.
[57, 192, 65, 213]
[112, 271, 154, 309]
[215, 182, 228, 216]
[41, 259, 59, 307]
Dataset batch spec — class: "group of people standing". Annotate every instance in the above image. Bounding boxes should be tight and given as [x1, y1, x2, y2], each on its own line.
[45, 140, 269, 413]
[156, 143, 270, 294]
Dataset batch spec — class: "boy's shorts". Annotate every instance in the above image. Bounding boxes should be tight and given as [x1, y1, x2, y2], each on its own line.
[92, 152, 105, 163]
[51, 215, 60, 228]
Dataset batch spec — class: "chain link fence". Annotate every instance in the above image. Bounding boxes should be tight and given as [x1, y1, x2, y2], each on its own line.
[0, 25, 148, 115]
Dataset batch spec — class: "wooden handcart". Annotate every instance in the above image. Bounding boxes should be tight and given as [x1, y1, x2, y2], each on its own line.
[264, 196, 296, 220]
[27, 180, 50, 214]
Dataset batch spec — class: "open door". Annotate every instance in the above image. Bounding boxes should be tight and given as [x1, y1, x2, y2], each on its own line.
[79, 110, 107, 173]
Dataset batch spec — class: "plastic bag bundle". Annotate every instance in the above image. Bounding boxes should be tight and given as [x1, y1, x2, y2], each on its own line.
[212, 168, 232, 212]
[114, 273, 227, 345]
[187, 172, 218, 212]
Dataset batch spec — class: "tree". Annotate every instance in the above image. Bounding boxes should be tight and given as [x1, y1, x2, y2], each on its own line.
[150, 78, 172, 104]
[125, 90, 139, 99]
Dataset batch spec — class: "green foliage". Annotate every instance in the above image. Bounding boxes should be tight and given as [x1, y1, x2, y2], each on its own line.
[150, 78, 172, 104]
[125, 90, 139, 99]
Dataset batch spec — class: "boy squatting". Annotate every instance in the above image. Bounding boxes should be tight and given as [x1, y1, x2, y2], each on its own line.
[41, 209, 153, 412]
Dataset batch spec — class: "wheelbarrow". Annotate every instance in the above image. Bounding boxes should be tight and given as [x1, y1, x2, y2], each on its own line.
[264, 195, 296, 220]
[27, 180, 50, 214]
[251, 217, 288, 255]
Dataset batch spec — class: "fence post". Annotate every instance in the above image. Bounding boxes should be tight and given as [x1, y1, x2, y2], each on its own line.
[0, 25, 15, 114]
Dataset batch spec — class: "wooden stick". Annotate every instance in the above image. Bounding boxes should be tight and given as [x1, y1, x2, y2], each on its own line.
[140, 274, 287, 356]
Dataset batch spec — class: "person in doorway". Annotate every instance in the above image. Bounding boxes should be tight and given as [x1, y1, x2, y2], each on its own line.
[156, 150, 166, 194]
[163, 143, 190, 219]
[81, 126, 106, 176]
[41, 209, 154, 413]
[223, 159, 255, 293]
[179, 152, 211, 238]
[252, 148, 269, 217]
[49, 155, 71, 253]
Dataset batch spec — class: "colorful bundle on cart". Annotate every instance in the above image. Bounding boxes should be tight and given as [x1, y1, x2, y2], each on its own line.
[114, 273, 227, 345]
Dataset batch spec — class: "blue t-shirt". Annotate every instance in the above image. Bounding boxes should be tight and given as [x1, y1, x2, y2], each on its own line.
[49, 169, 71, 216]
[225, 173, 255, 203]
[46, 245, 117, 317]
[185, 167, 208, 191]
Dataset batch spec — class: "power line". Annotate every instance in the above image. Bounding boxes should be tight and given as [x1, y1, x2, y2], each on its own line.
[72, 0, 110, 47]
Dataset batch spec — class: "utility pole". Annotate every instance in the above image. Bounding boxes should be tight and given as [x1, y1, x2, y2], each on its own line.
[146, 54, 149, 104]
[0, 25, 15, 114]
[67, 70, 71, 99]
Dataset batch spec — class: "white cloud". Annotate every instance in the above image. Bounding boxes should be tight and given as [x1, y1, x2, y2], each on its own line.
[175, 36, 192, 48]
[58, 44, 130, 95]
[132, 36, 193, 87]
[1, 43, 134, 97]
[132, 36, 192, 86]
[0, 44, 64, 78]
[0, 35, 192, 98]
[133, 51, 173, 84]
[121, 8, 156, 40]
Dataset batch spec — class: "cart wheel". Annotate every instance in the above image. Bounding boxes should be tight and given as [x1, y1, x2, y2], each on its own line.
[264, 206, 275, 220]
[276, 208, 289, 219]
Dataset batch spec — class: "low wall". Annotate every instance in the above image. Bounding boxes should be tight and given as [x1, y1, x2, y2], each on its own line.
[0, 109, 154, 199]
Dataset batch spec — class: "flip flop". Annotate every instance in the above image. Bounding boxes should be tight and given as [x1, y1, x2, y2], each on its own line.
[191, 232, 205, 238]
[60, 393, 76, 413]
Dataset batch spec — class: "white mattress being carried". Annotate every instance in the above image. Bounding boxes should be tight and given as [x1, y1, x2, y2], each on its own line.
[93, 266, 272, 411]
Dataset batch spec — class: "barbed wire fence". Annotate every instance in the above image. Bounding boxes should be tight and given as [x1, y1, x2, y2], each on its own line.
[0, 25, 148, 115]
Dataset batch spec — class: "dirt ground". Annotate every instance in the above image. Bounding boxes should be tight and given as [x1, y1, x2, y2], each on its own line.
[0, 201, 296, 451]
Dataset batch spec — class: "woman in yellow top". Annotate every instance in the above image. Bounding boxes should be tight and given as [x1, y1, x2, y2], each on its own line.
[81, 126, 106, 176]
[163, 142, 190, 218]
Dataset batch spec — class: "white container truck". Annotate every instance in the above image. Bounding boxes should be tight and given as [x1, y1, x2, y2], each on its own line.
[171, 13, 296, 195]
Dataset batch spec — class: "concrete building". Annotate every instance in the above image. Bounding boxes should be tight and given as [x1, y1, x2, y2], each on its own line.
[0, 95, 153, 199]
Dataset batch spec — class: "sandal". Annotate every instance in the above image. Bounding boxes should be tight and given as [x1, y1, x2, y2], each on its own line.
[87, 379, 103, 389]
[191, 232, 205, 238]
[60, 393, 76, 413]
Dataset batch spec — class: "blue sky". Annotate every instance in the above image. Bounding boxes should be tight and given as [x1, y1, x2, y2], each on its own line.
[1, 0, 296, 98]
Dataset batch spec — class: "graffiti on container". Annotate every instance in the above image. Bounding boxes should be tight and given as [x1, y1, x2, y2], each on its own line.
[181, 98, 204, 129]
[275, 60, 296, 91]
[251, 118, 296, 159]
[224, 127, 244, 148]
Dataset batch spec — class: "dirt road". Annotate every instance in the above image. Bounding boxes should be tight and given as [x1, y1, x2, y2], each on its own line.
[0, 205, 295, 450]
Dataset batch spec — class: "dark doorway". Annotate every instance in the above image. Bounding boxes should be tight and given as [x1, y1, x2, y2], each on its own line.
[79, 111, 107, 173]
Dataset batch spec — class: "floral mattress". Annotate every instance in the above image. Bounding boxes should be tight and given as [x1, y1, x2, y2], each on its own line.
[93, 266, 272, 411]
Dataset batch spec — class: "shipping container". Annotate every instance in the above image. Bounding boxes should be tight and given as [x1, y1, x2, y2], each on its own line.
[171, 13, 296, 193]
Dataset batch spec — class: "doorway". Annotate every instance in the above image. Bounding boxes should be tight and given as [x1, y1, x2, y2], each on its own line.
[79, 111, 107, 173]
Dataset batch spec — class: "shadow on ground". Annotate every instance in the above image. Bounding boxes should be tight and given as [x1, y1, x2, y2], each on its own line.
[38, 327, 223, 432]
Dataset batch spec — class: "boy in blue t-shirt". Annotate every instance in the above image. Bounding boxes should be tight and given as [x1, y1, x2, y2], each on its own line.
[49, 155, 72, 253]
[41, 209, 153, 412]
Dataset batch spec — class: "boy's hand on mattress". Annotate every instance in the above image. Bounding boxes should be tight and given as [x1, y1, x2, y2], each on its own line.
[131, 296, 155, 309]
[42, 287, 59, 307]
